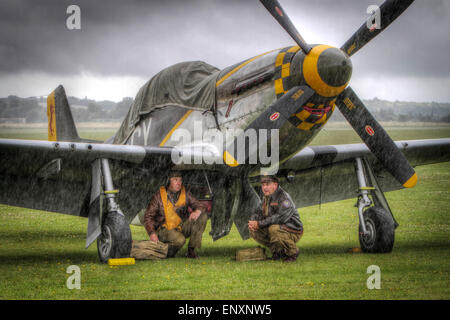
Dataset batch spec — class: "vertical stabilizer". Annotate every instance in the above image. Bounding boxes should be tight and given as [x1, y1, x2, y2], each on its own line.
[47, 85, 80, 142]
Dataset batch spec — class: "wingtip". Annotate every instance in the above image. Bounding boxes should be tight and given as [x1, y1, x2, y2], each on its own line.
[403, 173, 418, 188]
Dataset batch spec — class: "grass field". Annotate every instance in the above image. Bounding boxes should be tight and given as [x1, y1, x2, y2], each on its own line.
[0, 126, 449, 299]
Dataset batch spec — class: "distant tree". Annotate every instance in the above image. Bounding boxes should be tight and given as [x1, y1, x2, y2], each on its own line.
[439, 115, 450, 123]
[0, 99, 7, 118]
[109, 97, 133, 120]
[25, 107, 44, 123]
[87, 102, 103, 120]
[398, 114, 412, 122]
[87, 102, 101, 113]
[377, 109, 394, 121]
[72, 108, 90, 122]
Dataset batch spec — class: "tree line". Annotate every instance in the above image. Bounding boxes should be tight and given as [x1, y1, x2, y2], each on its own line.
[0, 95, 133, 123]
[0, 95, 449, 123]
[329, 98, 450, 123]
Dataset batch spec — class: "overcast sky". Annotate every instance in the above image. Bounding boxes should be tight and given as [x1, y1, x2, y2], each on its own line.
[0, 0, 449, 102]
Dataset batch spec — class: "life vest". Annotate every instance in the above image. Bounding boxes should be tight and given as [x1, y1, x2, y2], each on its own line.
[160, 186, 186, 231]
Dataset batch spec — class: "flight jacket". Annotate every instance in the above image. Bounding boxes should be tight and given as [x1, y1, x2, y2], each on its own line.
[250, 186, 303, 232]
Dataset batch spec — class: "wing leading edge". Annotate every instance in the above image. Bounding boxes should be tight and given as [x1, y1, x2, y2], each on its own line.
[275, 138, 450, 208]
[0, 139, 174, 216]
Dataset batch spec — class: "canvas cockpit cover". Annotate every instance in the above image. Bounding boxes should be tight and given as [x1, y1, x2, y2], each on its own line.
[114, 61, 220, 144]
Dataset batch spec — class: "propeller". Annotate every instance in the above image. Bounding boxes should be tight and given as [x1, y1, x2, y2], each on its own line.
[259, 0, 311, 53]
[258, 0, 417, 187]
[338, 0, 416, 187]
[224, 86, 315, 167]
[341, 0, 415, 56]
[336, 87, 417, 188]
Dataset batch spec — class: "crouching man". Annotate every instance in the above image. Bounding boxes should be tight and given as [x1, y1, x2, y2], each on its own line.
[144, 171, 208, 259]
[248, 175, 303, 262]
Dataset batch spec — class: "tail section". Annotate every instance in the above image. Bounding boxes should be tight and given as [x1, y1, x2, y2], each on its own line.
[47, 85, 80, 142]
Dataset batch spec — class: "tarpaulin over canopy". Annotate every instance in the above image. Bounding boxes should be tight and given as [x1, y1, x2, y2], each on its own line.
[114, 61, 220, 144]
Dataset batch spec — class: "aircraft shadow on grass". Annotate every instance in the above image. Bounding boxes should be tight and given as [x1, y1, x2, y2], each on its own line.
[0, 240, 447, 266]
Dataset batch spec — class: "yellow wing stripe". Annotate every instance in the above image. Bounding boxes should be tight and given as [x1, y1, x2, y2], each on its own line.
[159, 109, 193, 147]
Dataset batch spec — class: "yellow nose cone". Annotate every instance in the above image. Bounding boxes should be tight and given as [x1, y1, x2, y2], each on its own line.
[303, 44, 352, 97]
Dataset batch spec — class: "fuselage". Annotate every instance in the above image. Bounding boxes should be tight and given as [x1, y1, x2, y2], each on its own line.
[123, 44, 352, 172]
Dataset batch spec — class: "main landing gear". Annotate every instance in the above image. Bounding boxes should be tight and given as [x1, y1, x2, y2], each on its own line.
[354, 158, 397, 253]
[97, 159, 132, 263]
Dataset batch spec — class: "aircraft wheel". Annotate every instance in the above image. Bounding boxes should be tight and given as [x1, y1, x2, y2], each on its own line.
[359, 206, 395, 253]
[97, 211, 132, 263]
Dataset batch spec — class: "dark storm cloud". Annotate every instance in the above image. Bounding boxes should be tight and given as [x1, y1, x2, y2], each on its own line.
[0, 0, 449, 79]
[0, 0, 276, 77]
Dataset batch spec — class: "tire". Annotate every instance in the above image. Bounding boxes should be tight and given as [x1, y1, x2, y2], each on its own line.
[97, 211, 132, 263]
[359, 206, 395, 253]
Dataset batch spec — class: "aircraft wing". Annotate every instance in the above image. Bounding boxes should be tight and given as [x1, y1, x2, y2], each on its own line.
[1, 137, 449, 243]
[0, 138, 174, 218]
[273, 138, 450, 209]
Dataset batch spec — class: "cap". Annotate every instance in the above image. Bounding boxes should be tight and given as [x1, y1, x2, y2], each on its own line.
[168, 170, 183, 179]
[260, 174, 279, 183]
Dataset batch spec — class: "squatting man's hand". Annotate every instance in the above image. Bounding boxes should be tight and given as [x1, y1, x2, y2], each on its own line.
[149, 232, 159, 243]
[248, 220, 259, 231]
[189, 209, 202, 221]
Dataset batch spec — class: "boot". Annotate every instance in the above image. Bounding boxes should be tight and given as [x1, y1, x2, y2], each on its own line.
[283, 248, 299, 262]
[271, 251, 284, 260]
[186, 247, 199, 259]
[167, 247, 179, 258]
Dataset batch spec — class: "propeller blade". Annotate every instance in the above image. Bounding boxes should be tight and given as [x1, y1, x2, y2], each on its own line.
[336, 87, 417, 188]
[224, 85, 315, 167]
[341, 0, 415, 56]
[259, 0, 311, 54]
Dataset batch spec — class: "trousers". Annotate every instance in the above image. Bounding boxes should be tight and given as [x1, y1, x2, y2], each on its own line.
[157, 212, 208, 257]
[250, 224, 302, 256]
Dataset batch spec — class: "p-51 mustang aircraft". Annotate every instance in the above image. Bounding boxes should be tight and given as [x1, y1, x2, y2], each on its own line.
[1, 0, 449, 262]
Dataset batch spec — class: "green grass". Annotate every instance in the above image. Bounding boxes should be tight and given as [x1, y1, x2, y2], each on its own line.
[312, 125, 450, 145]
[1, 124, 449, 144]
[0, 127, 449, 299]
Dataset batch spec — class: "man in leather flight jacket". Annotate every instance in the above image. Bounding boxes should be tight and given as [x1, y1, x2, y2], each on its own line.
[248, 175, 303, 262]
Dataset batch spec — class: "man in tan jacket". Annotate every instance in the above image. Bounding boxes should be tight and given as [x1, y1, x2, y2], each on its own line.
[144, 171, 207, 258]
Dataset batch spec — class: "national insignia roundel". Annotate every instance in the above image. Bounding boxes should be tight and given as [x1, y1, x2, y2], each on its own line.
[365, 125, 375, 136]
[270, 112, 280, 121]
